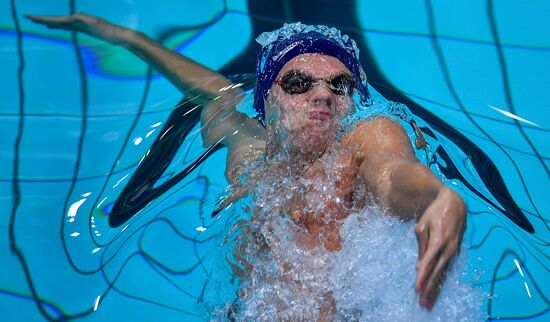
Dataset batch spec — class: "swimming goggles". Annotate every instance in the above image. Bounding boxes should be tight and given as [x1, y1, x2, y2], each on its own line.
[273, 72, 356, 96]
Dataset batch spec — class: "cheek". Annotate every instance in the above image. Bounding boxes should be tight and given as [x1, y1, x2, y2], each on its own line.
[284, 99, 305, 117]
[268, 92, 306, 128]
[335, 96, 353, 117]
[284, 100, 311, 132]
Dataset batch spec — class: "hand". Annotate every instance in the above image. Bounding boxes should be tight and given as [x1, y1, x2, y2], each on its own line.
[415, 187, 466, 309]
[25, 13, 132, 45]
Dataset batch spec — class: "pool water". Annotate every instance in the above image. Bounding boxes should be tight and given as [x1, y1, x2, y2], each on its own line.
[1, 0, 548, 321]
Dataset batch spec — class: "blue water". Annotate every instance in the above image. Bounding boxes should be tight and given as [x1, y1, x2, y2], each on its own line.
[1, 0, 548, 321]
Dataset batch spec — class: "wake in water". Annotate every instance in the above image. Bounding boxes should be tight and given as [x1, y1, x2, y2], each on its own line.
[206, 144, 486, 321]
[216, 209, 486, 321]
[329, 207, 486, 321]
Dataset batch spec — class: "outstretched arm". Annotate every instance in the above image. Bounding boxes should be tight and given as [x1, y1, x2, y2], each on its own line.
[27, 13, 267, 189]
[25, 13, 238, 101]
[25, 13, 261, 141]
[345, 117, 466, 310]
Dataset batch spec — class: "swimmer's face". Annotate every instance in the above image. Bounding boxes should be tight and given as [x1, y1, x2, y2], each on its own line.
[265, 54, 354, 153]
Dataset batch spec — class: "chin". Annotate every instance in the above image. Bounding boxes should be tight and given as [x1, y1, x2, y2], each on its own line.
[296, 135, 330, 154]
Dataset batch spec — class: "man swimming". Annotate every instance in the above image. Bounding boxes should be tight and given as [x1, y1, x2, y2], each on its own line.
[27, 13, 467, 312]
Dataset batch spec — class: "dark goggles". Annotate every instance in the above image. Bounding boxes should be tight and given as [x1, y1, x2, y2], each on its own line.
[273, 72, 356, 96]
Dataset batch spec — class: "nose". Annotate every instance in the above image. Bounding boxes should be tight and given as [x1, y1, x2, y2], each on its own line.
[308, 82, 335, 108]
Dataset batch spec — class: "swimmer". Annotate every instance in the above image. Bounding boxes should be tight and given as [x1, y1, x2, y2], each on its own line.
[27, 13, 467, 311]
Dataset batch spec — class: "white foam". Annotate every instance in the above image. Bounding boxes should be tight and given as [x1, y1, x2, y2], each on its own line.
[208, 148, 485, 320]
[329, 207, 486, 321]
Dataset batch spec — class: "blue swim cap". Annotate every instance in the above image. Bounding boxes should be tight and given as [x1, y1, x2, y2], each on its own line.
[253, 22, 371, 125]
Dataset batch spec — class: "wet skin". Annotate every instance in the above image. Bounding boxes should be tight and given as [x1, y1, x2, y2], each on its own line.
[265, 54, 354, 155]
[26, 13, 466, 311]
[264, 54, 466, 310]
[262, 54, 357, 250]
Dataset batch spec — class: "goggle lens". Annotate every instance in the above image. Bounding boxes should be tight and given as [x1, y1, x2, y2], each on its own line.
[274, 73, 356, 96]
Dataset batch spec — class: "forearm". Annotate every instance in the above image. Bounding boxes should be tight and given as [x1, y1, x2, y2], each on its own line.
[121, 30, 236, 99]
[27, 14, 235, 99]
[362, 157, 459, 220]
[386, 160, 443, 219]
[388, 160, 467, 223]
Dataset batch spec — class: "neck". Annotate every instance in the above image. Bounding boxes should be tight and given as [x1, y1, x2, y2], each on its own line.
[265, 140, 327, 175]
[264, 124, 333, 173]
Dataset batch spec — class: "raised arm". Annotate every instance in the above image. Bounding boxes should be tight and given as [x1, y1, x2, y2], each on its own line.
[25, 13, 237, 101]
[27, 13, 267, 188]
[345, 117, 466, 310]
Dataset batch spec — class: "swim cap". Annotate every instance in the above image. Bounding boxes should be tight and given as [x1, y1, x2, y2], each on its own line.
[253, 22, 371, 125]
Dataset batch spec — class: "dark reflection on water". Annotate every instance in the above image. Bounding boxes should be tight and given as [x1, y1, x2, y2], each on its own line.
[3, 0, 549, 321]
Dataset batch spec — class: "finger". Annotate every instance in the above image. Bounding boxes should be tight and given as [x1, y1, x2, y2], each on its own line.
[420, 241, 458, 308]
[415, 222, 429, 260]
[24, 14, 72, 25]
[415, 238, 442, 294]
[420, 250, 451, 309]
[422, 280, 442, 310]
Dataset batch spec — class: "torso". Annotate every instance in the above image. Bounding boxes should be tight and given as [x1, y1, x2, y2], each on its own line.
[287, 143, 363, 251]
[224, 117, 410, 252]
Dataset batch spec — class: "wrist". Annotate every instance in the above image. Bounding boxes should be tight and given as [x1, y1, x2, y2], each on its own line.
[438, 186, 467, 215]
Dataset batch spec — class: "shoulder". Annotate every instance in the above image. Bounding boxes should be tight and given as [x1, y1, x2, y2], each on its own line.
[344, 116, 410, 147]
[347, 116, 407, 140]
[343, 116, 415, 162]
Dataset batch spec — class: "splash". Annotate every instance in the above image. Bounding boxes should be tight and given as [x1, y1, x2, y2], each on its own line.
[206, 148, 485, 321]
[329, 207, 486, 321]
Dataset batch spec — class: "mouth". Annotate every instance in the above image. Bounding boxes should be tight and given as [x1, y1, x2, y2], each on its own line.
[308, 110, 332, 121]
